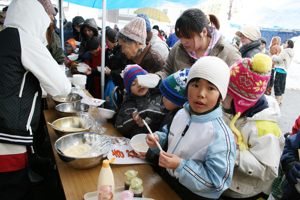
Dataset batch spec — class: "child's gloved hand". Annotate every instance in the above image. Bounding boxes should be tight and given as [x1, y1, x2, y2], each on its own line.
[285, 161, 300, 184]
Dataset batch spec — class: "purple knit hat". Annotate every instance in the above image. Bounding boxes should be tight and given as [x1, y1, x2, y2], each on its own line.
[123, 65, 148, 94]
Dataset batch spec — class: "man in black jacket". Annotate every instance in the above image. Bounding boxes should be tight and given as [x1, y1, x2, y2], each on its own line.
[236, 24, 262, 58]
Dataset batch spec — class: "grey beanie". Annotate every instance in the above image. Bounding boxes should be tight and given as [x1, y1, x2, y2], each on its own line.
[119, 17, 146, 44]
[259, 37, 267, 44]
[236, 24, 261, 41]
[187, 56, 230, 100]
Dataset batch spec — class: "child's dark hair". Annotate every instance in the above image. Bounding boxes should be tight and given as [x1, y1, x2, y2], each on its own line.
[185, 78, 221, 110]
[106, 28, 117, 43]
[175, 8, 211, 39]
[285, 39, 294, 49]
[86, 36, 101, 51]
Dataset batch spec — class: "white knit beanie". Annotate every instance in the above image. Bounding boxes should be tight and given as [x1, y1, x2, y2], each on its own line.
[119, 17, 146, 44]
[187, 56, 230, 100]
[236, 24, 261, 41]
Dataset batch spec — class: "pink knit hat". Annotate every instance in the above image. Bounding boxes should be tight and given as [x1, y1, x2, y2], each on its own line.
[228, 53, 272, 150]
[119, 17, 146, 44]
[228, 54, 271, 114]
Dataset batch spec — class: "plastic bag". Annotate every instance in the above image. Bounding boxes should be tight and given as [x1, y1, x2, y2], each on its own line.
[104, 77, 117, 108]
[87, 107, 107, 134]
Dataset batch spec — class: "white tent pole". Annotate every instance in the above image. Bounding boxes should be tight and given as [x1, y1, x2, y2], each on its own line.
[59, 0, 64, 50]
[101, 0, 106, 101]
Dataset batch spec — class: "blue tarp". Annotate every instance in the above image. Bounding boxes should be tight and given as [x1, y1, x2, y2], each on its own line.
[63, 0, 207, 9]
[261, 30, 300, 50]
[230, 24, 300, 50]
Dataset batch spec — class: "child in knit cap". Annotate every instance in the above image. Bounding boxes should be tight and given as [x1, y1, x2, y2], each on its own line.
[221, 53, 285, 199]
[139, 69, 189, 168]
[146, 57, 236, 199]
[115, 65, 168, 138]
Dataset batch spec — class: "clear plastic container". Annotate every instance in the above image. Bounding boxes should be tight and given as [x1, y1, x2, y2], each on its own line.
[129, 177, 143, 197]
[120, 190, 134, 200]
[98, 185, 113, 200]
[124, 170, 138, 190]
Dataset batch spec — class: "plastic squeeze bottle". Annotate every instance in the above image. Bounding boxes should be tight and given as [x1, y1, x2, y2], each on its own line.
[97, 158, 115, 198]
[98, 185, 113, 200]
[129, 177, 143, 197]
[124, 170, 138, 190]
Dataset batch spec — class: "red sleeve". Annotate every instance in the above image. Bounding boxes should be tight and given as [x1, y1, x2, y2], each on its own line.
[291, 115, 300, 136]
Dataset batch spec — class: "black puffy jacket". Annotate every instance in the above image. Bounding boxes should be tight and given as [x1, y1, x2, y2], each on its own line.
[78, 18, 101, 59]
[115, 88, 168, 138]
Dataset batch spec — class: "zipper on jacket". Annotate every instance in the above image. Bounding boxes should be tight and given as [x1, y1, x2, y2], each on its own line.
[26, 92, 38, 135]
[19, 71, 29, 98]
[181, 125, 189, 136]
[172, 121, 191, 154]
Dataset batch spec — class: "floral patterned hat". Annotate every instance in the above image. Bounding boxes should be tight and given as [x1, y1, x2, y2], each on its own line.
[228, 53, 272, 150]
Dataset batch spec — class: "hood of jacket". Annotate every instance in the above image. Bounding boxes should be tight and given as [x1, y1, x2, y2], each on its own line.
[248, 95, 281, 122]
[64, 21, 73, 30]
[72, 16, 84, 27]
[150, 29, 160, 42]
[4, 0, 50, 46]
[248, 95, 269, 117]
[285, 48, 295, 58]
[80, 18, 98, 39]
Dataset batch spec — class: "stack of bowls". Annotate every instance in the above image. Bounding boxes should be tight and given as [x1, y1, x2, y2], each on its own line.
[52, 93, 82, 105]
[55, 102, 90, 117]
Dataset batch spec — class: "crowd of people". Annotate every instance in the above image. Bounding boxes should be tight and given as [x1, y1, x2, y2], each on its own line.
[0, 0, 299, 200]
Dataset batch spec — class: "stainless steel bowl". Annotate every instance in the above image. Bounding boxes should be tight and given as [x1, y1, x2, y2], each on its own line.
[55, 102, 90, 117]
[54, 132, 111, 169]
[52, 93, 83, 105]
[51, 114, 94, 137]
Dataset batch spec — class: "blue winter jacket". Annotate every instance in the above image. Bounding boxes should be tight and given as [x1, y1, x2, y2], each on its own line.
[281, 129, 300, 166]
[151, 103, 236, 199]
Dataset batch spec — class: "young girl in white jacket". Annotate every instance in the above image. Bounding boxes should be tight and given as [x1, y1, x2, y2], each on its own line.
[146, 56, 236, 199]
[221, 53, 285, 200]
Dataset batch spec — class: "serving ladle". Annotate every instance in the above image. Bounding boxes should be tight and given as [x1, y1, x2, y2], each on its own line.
[47, 122, 65, 131]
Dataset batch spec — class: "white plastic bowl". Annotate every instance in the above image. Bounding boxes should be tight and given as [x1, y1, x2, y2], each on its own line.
[77, 63, 89, 73]
[68, 54, 79, 61]
[130, 133, 149, 154]
[137, 75, 160, 88]
[77, 67, 88, 73]
[97, 66, 106, 73]
[98, 107, 116, 119]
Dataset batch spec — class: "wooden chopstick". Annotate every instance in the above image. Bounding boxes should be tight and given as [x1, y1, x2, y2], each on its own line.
[142, 119, 163, 152]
